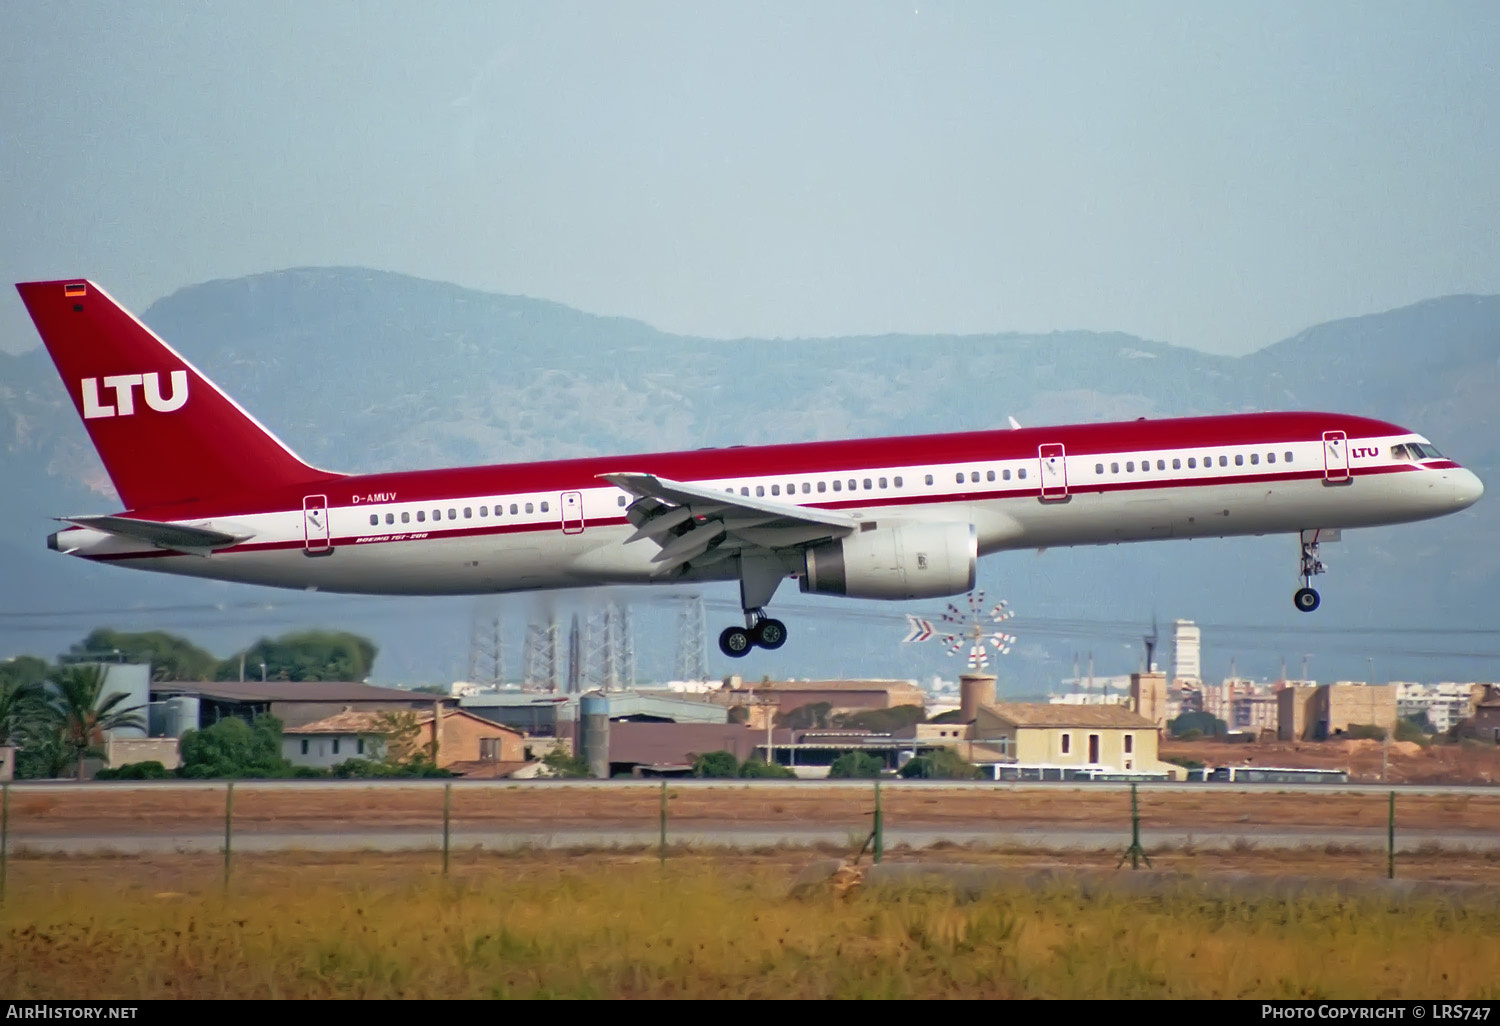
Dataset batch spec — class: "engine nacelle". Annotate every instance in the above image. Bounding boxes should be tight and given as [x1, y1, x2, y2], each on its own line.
[800, 521, 977, 600]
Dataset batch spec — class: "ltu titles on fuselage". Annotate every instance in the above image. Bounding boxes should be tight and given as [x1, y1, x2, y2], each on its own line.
[15, 278, 1484, 659]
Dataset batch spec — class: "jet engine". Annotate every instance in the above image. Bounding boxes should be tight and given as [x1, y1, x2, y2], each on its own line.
[800, 521, 976, 600]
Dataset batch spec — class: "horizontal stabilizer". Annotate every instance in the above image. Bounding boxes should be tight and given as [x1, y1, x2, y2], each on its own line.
[59, 515, 251, 555]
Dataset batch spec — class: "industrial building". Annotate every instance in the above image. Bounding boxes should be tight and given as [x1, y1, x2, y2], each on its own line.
[1277, 682, 1398, 741]
[150, 680, 458, 730]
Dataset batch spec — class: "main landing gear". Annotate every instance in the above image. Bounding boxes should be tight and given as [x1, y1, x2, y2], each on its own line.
[1294, 531, 1328, 613]
[719, 610, 788, 658]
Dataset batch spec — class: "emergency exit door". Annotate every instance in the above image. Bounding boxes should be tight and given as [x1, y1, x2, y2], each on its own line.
[560, 491, 585, 534]
[1322, 431, 1350, 483]
[302, 494, 332, 555]
[1038, 443, 1069, 500]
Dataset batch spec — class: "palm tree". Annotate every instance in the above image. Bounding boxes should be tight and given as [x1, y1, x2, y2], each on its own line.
[0, 677, 43, 748]
[47, 664, 147, 781]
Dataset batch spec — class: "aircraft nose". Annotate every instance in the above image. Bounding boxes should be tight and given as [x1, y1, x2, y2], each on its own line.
[1453, 468, 1484, 509]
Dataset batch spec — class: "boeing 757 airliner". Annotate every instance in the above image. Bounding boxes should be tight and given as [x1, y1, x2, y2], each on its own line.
[15, 280, 1484, 657]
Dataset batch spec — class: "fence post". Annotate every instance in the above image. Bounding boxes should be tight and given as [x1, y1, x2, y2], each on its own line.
[443, 781, 452, 877]
[223, 781, 234, 890]
[659, 779, 668, 865]
[1387, 790, 1395, 880]
[1117, 782, 1152, 870]
[873, 779, 883, 865]
[1, 782, 9, 906]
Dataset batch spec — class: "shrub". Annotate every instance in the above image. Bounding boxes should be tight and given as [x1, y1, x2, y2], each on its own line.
[1343, 723, 1387, 742]
[691, 751, 739, 779]
[738, 758, 796, 779]
[93, 760, 171, 780]
[899, 748, 980, 780]
[178, 715, 294, 778]
[828, 751, 885, 779]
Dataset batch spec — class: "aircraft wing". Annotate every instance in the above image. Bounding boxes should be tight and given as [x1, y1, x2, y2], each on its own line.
[57, 515, 252, 556]
[599, 472, 859, 575]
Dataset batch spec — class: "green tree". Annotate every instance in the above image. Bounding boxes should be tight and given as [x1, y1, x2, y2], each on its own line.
[68, 630, 218, 682]
[1394, 718, 1428, 744]
[47, 664, 147, 781]
[178, 715, 293, 778]
[828, 751, 886, 779]
[928, 709, 967, 725]
[691, 750, 740, 778]
[738, 757, 796, 779]
[0, 655, 51, 691]
[833, 705, 927, 732]
[899, 748, 980, 780]
[540, 745, 589, 778]
[218, 631, 378, 682]
[775, 702, 833, 730]
[0, 675, 45, 747]
[1168, 711, 1228, 739]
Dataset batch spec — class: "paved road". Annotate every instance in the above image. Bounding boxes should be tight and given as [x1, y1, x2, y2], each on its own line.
[9, 824, 1499, 855]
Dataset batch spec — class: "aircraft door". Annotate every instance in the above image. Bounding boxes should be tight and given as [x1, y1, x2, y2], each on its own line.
[560, 491, 585, 534]
[1038, 443, 1069, 500]
[1322, 431, 1350, 483]
[302, 494, 332, 555]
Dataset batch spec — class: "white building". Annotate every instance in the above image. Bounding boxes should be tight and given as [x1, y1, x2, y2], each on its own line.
[1395, 682, 1484, 733]
[1171, 620, 1202, 685]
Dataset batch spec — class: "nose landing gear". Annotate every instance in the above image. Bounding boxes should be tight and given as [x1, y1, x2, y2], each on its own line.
[1294, 531, 1327, 613]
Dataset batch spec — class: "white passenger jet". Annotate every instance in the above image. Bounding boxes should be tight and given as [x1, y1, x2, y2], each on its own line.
[16, 280, 1484, 657]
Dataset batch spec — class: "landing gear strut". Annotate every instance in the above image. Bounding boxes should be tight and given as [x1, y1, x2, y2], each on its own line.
[1294, 532, 1327, 613]
[719, 609, 788, 658]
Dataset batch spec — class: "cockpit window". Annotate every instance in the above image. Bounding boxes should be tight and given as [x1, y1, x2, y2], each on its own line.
[1391, 444, 1412, 461]
[1402, 443, 1444, 460]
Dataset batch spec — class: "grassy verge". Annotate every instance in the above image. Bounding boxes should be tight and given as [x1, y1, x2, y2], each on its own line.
[2, 853, 1497, 999]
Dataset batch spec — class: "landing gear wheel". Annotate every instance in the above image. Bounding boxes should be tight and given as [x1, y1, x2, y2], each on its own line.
[752, 618, 787, 650]
[719, 626, 753, 658]
[1293, 587, 1321, 613]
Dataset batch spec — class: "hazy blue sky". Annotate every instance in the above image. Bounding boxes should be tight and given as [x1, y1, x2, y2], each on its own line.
[3, 2, 1497, 356]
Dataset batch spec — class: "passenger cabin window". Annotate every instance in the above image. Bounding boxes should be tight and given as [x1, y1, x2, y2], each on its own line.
[832, 481, 842, 492]
[1219, 456, 1228, 467]
[770, 485, 779, 496]
[1126, 461, 1135, 472]
[1250, 454, 1259, 465]
[1095, 463, 1104, 474]
[386, 513, 395, 525]
[525, 502, 534, 514]
[401, 512, 410, 524]
[970, 471, 979, 483]
[740, 487, 749, 496]
[879, 477, 888, 488]
[1157, 459, 1166, 470]
[1003, 469, 1011, 480]
[1235, 454, 1244, 466]
[480, 506, 488, 516]
[1172, 458, 1181, 470]
[802, 483, 812, 494]
[863, 478, 872, 490]
[540, 501, 549, 512]
[463, 507, 471, 518]
[1017, 468, 1026, 479]
[955, 473, 964, 484]
[369, 514, 378, 526]
[1267, 453, 1276, 464]
[1187, 458, 1196, 469]
[510, 503, 519, 515]
[1285, 452, 1293, 462]
[417, 511, 426, 522]
[925, 475, 934, 485]
[847, 479, 857, 491]
[987, 470, 996, 482]
[817, 481, 827, 493]
[1111, 462, 1120, 473]
[449, 508, 457, 519]
[432, 509, 440, 521]
[756, 485, 765, 497]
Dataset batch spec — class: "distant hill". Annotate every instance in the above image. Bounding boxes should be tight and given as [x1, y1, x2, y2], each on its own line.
[2, 269, 1494, 688]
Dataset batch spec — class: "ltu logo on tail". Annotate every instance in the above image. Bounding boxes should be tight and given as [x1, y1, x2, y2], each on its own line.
[80, 372, 188, 419]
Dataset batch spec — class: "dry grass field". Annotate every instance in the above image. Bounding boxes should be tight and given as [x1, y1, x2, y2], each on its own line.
[7, 782, 1499, 838]
[2, 850, 1498, 999]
